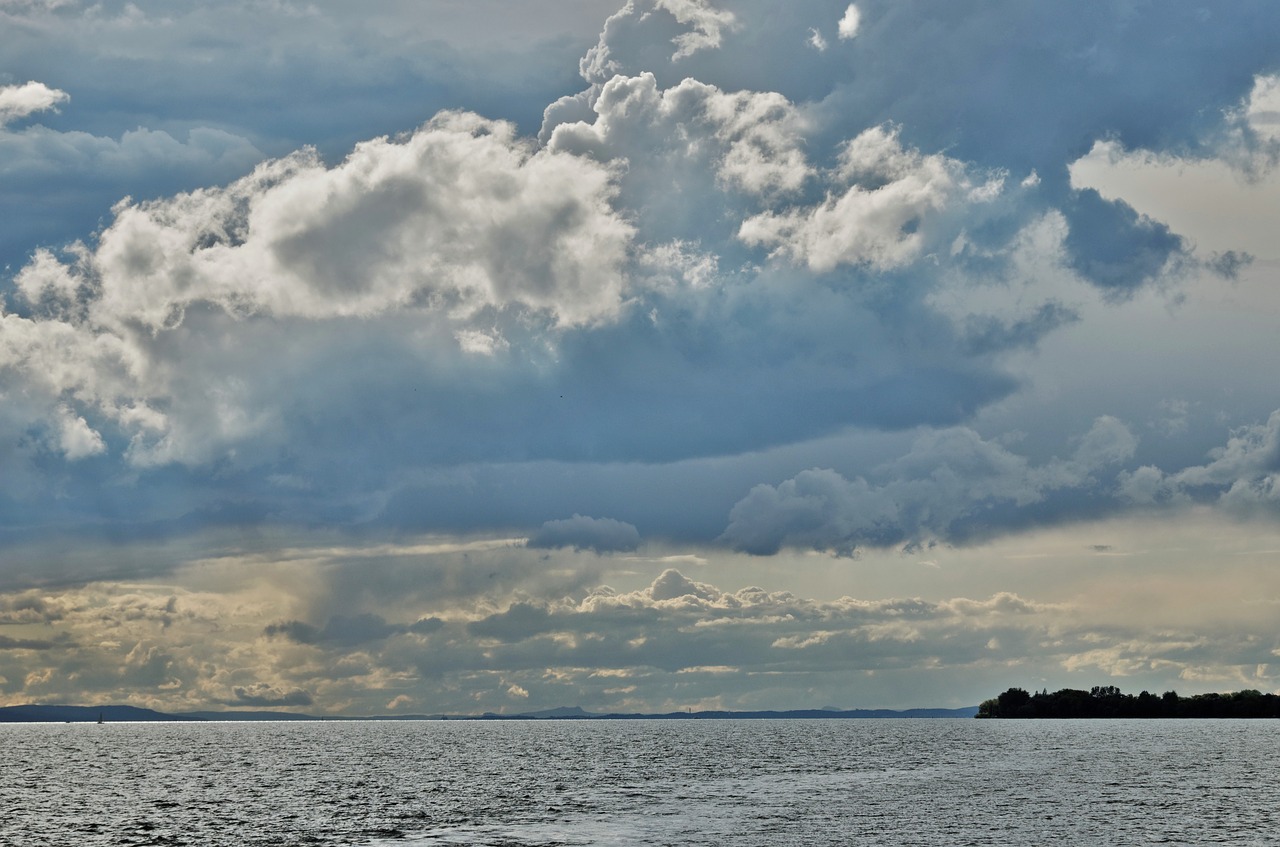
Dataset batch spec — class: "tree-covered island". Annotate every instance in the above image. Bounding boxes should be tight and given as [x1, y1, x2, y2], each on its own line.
[977, 686, 1280, 718]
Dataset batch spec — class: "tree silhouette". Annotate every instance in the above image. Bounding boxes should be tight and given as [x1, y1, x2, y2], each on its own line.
[975, 686, 1280, 718]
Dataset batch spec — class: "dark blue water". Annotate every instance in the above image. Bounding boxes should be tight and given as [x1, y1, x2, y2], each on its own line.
[3, 719, 1277, 845]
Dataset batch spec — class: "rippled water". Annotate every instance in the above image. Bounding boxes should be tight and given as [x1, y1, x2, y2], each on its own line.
[3, 719, 1278, 846]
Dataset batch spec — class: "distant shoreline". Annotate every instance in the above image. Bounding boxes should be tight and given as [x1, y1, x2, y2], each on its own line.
[0, 704, 978, 723]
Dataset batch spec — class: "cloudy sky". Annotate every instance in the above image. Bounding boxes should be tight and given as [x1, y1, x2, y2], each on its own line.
[2, 0, 1279, 716]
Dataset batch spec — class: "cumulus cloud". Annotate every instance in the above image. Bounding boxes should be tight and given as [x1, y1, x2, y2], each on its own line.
[467, 602, 554, 643]
[646, 568, 719, 602]
[961, 302, 1080, 355]
[19, 112, 629, 330]
[547, 71, 812, 230]
[582, 0, 1280, 293]
[428, 565, 1271, 710]
[1243, 74, 1280, 148]
[0, 111, 632, 472]
[1062, 189, 1185, 297]
[0, 80, 68, 126]
[0, 54, 1054, 528]
[658, 0, 739, 60]
[738, 124, 1003, 272]
[581, 0, 738, 83]
[50, 405, 106, 460]
[1120, 410, 1280, 516]
[528, 515, 641, 553]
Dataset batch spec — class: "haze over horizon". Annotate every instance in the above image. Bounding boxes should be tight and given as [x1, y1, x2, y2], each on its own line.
[2, 0, 1279, 716]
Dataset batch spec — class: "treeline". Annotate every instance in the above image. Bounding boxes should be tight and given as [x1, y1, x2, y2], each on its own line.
[976, 686, 1280, 719]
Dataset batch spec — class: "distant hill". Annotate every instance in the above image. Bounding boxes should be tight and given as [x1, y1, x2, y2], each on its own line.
[174, 710, 321, 721]
[0, 705, 197, 723]
[516, 705, 595, 718]
[1, 703, 978, 723]
[0, 705, 320, 723]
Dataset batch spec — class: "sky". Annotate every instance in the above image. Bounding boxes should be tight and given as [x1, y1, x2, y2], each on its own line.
[1, 0, 1279, 716]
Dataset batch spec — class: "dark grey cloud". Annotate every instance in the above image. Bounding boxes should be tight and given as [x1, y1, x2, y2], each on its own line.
[962, 302, 1080, 356]
[0, 633, 58, 650]
[264, 620, 322, 645]
[0, 592, 64, 624]
[467, 603, 555, 643]
[309, 544, 606, 625]
[528, 515, 641, 553]
[228, 684, 314, 708]
[266, 613, 404, 647]
[1063, 190, 1185, 296]
[1120, 408, 1280, 516]
[722, 417, 1138, 555]
[408, 616, 445, 635]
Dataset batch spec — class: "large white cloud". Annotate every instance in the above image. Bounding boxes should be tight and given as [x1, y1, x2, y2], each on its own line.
[20, 112, 631, 330]
[2, 112, 633, 467]
[1, 57, 1042, 492]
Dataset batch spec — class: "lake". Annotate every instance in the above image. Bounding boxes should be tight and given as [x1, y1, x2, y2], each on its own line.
[3, 718, 1277, 845]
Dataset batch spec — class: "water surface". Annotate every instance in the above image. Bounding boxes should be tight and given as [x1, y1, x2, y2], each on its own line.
[3, 719, 1277, 845]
